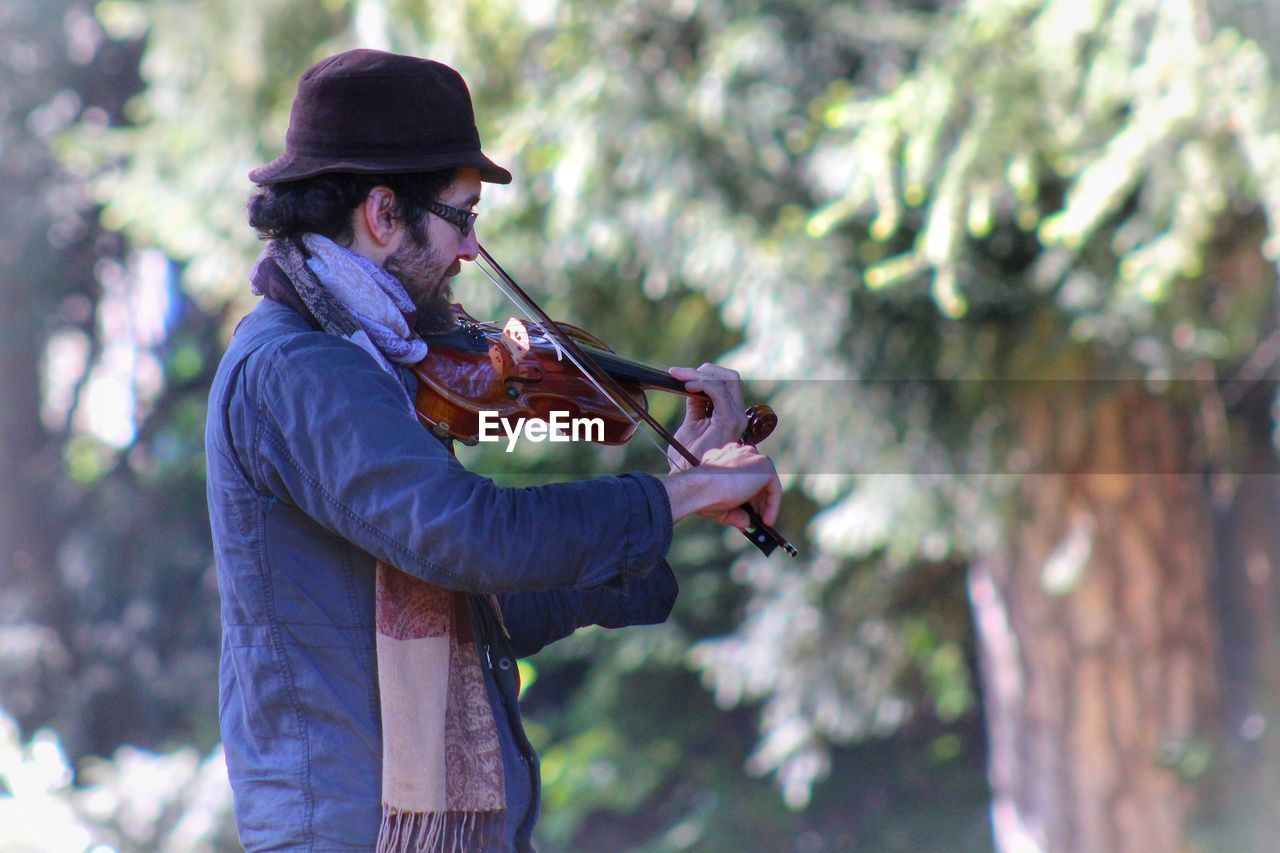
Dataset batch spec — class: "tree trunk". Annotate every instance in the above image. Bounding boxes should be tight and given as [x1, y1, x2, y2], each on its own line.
[1205, 387, 1280, 851]
[969, 387, 1219, 853]
[0, 0, 77, 726]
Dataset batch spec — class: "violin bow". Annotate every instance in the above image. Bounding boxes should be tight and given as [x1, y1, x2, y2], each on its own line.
[474, 244, 797, 558]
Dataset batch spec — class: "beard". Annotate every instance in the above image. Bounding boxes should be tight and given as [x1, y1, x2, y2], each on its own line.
[384, 221, 459, 334]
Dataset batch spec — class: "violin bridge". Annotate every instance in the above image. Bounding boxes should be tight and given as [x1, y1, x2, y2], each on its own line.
[500, 318, 531, 363]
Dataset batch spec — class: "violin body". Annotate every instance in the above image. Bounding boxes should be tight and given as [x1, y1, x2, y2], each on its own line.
[411, 305, 777, 448]
[412, 306, 663, 445]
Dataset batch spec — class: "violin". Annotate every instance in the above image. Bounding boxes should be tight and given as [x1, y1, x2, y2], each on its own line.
[411, 305, 778, 448]
[409, 244, 797, 558]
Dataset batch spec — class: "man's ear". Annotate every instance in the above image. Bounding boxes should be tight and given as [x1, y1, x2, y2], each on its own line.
[358, 186, 401, 249]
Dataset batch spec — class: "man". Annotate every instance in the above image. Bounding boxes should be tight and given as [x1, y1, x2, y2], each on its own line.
[206, 49, 781, 851]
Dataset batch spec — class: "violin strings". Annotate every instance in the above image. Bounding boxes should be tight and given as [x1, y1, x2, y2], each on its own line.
[471, 255, 671, 460]
[524, 328, 567, 362]
[472, 254, 631, 422]
[473, 256, 587, 378]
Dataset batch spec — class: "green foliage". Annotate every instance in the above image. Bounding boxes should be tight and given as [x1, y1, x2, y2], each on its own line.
[22, 0, 1280, 848]
[66, 0, 356, 308]
[815, 0, 1280, 351]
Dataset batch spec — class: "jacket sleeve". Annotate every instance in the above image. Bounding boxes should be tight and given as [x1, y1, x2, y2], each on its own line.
[495, 559, 679, 658]
[228, 330, 673, 593]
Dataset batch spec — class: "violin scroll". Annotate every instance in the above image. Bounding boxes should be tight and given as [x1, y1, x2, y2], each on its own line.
[742, 404, 778, 446]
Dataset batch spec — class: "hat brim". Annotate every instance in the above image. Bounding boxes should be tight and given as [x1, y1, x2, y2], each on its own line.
[249, 149, 512, 185]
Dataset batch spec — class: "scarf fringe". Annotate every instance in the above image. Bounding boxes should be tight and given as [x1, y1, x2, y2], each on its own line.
[377, 805, 499, 853]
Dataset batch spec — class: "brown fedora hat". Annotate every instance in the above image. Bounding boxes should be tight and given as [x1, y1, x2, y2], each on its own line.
[249, 49, 512, 185]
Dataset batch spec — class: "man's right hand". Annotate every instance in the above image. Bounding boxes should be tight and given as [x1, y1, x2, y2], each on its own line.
[660, 442, 781, 531]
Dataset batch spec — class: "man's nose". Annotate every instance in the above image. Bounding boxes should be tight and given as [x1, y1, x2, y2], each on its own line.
[458, 229, 479, 262]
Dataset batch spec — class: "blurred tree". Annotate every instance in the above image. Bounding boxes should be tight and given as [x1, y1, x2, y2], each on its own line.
[1, 0, 239, 786]
[5, 0, 129, 750]
[0, 709, 236, 850]
[0, 0, 84, 720]
[782, 0, 1280, 849]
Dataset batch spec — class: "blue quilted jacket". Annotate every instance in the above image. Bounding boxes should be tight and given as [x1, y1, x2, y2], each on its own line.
[205, 271, 677, 851]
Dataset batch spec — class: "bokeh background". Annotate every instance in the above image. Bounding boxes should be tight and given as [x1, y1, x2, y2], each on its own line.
[6, 0, 1280, 849]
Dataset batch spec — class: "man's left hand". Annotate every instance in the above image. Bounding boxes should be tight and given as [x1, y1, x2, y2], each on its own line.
[666, 363, 748, 471]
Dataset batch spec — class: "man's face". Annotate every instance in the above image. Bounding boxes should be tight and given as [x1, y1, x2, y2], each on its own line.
[385, 167, 482, 332]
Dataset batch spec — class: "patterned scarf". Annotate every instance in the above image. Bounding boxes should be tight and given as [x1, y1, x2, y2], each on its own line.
[256, 237, 505, 851]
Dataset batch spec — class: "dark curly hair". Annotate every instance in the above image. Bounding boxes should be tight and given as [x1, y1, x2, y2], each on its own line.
[246, 169, 457, 244]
